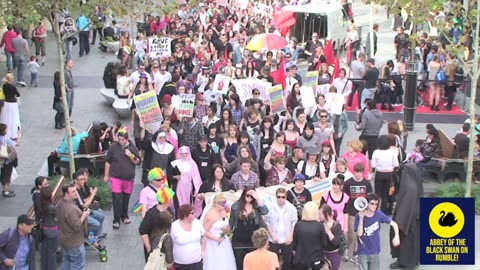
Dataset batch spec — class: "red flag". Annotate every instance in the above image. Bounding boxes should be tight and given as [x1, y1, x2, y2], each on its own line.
[324, 39, 335, 66]
[270, 58, 286, 89]
[273, 10, 296, 29]
[330, 57, 340, 83]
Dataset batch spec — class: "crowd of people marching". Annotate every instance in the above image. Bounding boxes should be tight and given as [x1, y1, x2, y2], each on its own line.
[0, 0, 477, 269]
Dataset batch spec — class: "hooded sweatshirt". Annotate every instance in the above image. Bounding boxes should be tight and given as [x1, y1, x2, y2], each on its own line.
[357, 109, 383, 136]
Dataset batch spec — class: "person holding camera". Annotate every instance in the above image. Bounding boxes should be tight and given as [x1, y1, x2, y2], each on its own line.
[57, 183, 91, 269]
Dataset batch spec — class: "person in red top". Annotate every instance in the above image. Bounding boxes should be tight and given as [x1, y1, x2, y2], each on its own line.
[32, 21, 47, 65]
[0, 25, 17, 72]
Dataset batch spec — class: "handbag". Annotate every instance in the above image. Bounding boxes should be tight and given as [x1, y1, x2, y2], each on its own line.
[144, 233, 168, 270]
[0, 141, 8, 159]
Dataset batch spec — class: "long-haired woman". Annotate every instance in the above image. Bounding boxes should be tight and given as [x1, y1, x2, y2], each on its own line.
[318, 204, 343, 270]
[39, 186, 58, 270]
[230, 187, 268, 270]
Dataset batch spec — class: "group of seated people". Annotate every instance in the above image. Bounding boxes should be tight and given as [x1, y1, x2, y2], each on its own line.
[47, 121, 122, 176]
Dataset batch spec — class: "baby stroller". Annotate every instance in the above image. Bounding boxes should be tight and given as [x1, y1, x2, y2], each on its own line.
[85, 231, 108, 262]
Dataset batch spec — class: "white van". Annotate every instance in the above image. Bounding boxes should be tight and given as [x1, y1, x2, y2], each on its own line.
[282, 3, 348, 51]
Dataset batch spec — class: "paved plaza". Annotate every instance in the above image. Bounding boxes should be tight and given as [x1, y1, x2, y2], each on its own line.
[0, 2, 479, 269]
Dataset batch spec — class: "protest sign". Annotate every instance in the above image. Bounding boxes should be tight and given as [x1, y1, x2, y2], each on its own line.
[316, 84, 330, 96]
[176, 94, 196, 118]
[231, 78, 272, 105]
[212, 74, 231, 95]
[304, 71, 319, 87]
[325, 92, 344, 115]
[269, 85, 286, 114]
[133, 91, 163, 133]
[300, 86, 316, 108]
[147, 37, 171, 58]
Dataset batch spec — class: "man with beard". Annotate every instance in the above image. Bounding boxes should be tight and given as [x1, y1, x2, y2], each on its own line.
[389, 164, 423, 269]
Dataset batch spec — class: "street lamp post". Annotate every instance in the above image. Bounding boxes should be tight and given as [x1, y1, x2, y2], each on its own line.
[403, 60, 417, 131]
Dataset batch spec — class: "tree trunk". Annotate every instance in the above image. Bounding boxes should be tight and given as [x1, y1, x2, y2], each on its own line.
[51, 6, 76, 178]
[465, 0, 479, 197]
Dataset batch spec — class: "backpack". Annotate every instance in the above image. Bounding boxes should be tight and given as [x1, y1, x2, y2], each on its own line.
[144, 233, 168, 270]
[454, 66, 464, 87]
[334, 222, 348, 256]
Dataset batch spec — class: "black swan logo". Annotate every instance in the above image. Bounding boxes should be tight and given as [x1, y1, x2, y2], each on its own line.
[438, 211, 458, 227]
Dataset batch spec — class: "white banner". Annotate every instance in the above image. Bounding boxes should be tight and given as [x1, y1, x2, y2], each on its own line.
[147, 37, 171, 58]
[231, 78, 272, 105]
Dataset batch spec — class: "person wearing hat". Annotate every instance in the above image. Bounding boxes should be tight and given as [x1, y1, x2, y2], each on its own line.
[297, 147, 322, 181]
[196, 65, 212, 93]
[139, 187, 175, 262]
[141, 130, 176, 187]
[178, 110, 206, 150]
[192, 134, 217, 181]
[0, 214, 36, 270]
[138, 167, 169, 218]
[360, 58, 379, 109]
[286, 174, 312, 221]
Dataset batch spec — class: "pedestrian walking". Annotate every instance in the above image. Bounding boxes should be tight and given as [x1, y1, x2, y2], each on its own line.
[12, 28, 29, 87]
[0, 25, 17, 72]
[27, 56, 40, 87]
[32, 21, 47, 65]
[64, 59, 75, 117]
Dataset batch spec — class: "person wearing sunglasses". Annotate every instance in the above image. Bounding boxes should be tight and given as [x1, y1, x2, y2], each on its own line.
[264, 187, 297, 270]
[229, 187, 268, 270]
[355, 192, 400, 270]
[138, 167, 168, 218]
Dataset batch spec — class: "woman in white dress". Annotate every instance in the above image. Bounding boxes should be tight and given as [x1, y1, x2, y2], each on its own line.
[203, 193, 237, 270]
[0, 73, 21, 141]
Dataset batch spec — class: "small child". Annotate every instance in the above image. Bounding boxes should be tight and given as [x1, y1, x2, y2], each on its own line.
[27, 56, 40, 87]
[408, 140, 425, 163]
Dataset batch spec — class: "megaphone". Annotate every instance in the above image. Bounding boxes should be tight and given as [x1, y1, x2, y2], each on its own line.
[354, 197, 368, 211]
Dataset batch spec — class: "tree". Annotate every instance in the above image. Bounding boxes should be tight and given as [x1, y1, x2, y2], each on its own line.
[2, 0, 108, 177]
[367, 0, 479, 196]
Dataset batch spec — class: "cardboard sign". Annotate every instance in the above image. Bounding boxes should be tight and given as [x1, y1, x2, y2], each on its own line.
[300, 86, 316, 108]
[316, 84, 331, 96]
[269, 84, 286, 114]
[325, 92, 344, 115]
[212, 74, 231, 95]
[304, 71, 319, 87]
[147, 37, 171, 58]
[176, 94, 196, 118]
[231, 78, 272, 105]
[133, 91, 163, 133]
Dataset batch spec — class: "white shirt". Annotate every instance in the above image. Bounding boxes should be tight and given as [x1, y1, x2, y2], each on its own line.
[265, 202, 297, 243]
[171, 219, 205, 264]
[153, 71, 172, 95]
[332, 77, 352, 97]
[129, 71, 152, 85]
[371, 149, 399, 171]
[116, 76, 132, 96]
[134, 39, 146, 53]
[285, 76, 298, 96]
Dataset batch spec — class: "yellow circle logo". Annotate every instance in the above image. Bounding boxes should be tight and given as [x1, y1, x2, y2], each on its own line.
[428, 202, 464, 238]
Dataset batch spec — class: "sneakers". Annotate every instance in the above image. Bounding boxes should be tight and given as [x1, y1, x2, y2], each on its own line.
[17, 81, 26, 87]
[3, 191, 16, 197]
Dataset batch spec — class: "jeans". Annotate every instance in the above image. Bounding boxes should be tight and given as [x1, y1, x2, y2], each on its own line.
[65, 40, 73, 61]
[79, 31, 90, 56]
[348, 81, 363, 108]
[88, 209, 105, 236]
[66, 90, 74, 116]
[30, 72, 38, 85]
[361, 87, 377, 109]
[5, 51, 14, 71]
[14, 55, 26, 83]
[41, 229, 58, 270]
[62, 245, 86, 270]
[358, 254, 380, 270]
